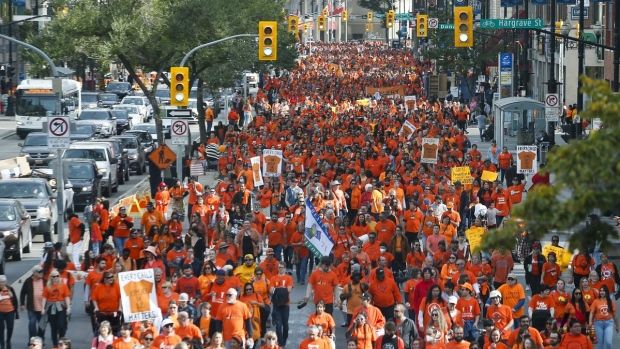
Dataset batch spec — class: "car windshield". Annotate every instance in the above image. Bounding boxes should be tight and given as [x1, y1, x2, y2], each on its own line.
[0, 182, 48, 199]
[74, 125, 94, 134]
[99, 94, 118, 102]
[16, 94, 58, 117]
[80, 111, 110, 120]
[24, 134, 47, 146]
[107, 82, 130, 92]
[64, 149, 106, 161]
[82, 94, 99, 103]
[111, 110, 129, 120]
[115, 105, 139, 113]
[122, 98, 143, 106]
[116, 137, 138, 149]
[134, 124, 155, 133]
[155, 89, 170, 98]
[0, 204, 15, 221]
[66, 164, 94, 179]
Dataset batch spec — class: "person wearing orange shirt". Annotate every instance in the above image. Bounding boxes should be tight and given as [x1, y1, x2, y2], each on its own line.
[110, 207, 134, 252]
[91, 271, 122, 333]
[486, 290, 514, 339]
[67, 212, 85, 269]
[483, 328, 510, 349]
[264, 214, 286, 261]
[491, 184, 511, 227]
[541, 252, 562, 289]
[595, 252, 620, 297]
[446, 326, 470, 349]
[175, 311, 203, 344]
[403, 203, 424, 244]
[528, 286, 556, 331]
[305, 257, 338, 315]
[507, 178, 526, 205]
[491, 249, 514, 289]
[154, 182, 171, 217]
[506, 315, 544, 348]
[152, 318, 182, 349]
[497, 274, 526, 326]
[112, 324, 141, 349]
[123, 229, 144, 261]
[375, 214, 396, 245]
[269, 262, 294, 347]
[457, 283, 481, 341]
[41, 270, 71, 348]
[497, 147, 513, 185]
[558, 320, 593, 349]
[350, 312, 377, 349]
[588, 285, 619, 349]
[141, 202, 165, 238]
[368, 268, 403, 319]
[298, 325, 330, 349]
[212, 288, 254, 348]
[186, 177, 204, 219]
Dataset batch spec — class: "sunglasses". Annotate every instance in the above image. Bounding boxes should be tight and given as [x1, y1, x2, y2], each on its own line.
[226, 293, 235, 296]
[245, 288, 253, 291]
[266, 337, 276, 340]
[575, 292, 582, 295]
[105, 276, 115, 279]
[163, 324, 174, 328]
[51, 275, 60, 278]
[432, 314, 439, 317]
[144, 337, 154, 340]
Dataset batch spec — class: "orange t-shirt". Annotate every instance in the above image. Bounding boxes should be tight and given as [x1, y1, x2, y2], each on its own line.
[307, 312, 336, 335]
[486, 304, 513, 338]
[590, 298, 617, 321]
[456, 297, 480, 321]
[214, 301, 251, 341]
[92, 282, 121, 312]
[558, 333, 593, 349]
[174, 323, 202, 341]
[112, 337, 140, 349]
[43, 283, 70, 302]
[308, 269, 338, 304]
[68, 216, 83, 244]
[264, 221, 286, 246]
[151, 333, 182, 349]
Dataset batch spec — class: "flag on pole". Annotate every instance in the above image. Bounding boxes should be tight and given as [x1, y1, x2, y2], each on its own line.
[304, 199, 335, 258]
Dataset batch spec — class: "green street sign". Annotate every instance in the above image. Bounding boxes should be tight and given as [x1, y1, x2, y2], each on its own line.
[439, 23, 454, 30]
[479, 18, 543, 29]
[396, 13, 413, 20]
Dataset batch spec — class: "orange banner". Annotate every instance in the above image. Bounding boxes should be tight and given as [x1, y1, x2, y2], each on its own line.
[365, 85, 407, 96]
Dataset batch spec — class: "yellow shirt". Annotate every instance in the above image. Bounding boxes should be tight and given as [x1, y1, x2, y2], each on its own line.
[233, 264, 257, 285]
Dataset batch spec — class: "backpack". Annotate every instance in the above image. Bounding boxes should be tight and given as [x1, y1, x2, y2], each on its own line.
[271, 287, 290, 306]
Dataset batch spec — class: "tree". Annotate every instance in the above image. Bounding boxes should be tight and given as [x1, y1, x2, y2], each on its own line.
[479, 77, 620, 254]
[27, 0, 297, 143]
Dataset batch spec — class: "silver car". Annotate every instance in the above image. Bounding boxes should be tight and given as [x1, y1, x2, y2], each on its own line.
[76, 109, 117, 137]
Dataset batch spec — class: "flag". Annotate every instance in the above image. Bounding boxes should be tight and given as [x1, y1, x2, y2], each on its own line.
[333, 0, 345, 15]
[304, 199, 335, 258]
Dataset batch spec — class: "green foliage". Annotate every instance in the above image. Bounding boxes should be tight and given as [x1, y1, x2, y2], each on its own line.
[357, 0, 393, 13]
[482, 77, 620, 252]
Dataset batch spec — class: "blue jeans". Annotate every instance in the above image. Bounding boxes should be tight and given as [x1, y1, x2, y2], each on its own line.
[296, 256, 309, 283]
[27, 310, 42, 339]
[113, 237, 127, 253]
[271, 245, 283, 261]
[272, 305, 289, 347]
[0, 311, 15, 347]
[463, 319, 479, 342]
[595, 319, 614, 349]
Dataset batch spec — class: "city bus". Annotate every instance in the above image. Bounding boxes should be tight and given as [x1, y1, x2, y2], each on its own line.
[15, 78, 82, 139]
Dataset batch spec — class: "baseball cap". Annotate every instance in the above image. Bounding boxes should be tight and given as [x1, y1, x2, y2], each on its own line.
[215, 269, 226, 276]
[507, 273, 517, 280]
[448, 296, 458, 304]
[179, 293, 189, 301]
[161, 318, 174, 327]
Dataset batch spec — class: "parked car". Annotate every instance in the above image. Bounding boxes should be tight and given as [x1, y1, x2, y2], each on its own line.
[106, 81, 133, 99]
[76, 109, 116, 137]
[18, 132, 57, 168]
[113, 104, 144, 124]
[63, 143, 118, 196]
[124, 129, 155, 153]
[0, 199, 32, 261]
[112, 134, 146, 174]
[81, 92, 100, 109]
[98, 93, 120, 108]
[0, 178, 58, 240]
[110, 109, 132, 134]
[50, 159, 101, 211]
[121, 96, 152, 121]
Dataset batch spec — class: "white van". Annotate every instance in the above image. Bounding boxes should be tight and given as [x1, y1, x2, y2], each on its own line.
[63, 143, 118, 196]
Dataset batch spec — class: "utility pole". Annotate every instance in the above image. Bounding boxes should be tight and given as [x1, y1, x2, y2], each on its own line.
[7, 0, 12, 74]
[614, 0, 620, 92]
[577, 0, 585, 111]
[548, 0, 557, 95]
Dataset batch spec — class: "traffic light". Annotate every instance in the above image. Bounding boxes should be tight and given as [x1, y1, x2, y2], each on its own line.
[387, 10, 395, 28]
[367, 11, 373, 22]
[322, 8, 328, 16]
[366, 23, 372, 32]
[169, 66, 189, 107]
[288, 15, 299, 32]
[555, 20, 563, 34]
[258, 21, 277, 61]
[416, 14, 428, 38]
[454, 6, 473, 48]
[318, 15, 326, 31]
[342, 10, 348, 22]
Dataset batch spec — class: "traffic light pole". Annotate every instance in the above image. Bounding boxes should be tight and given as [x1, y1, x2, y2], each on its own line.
[577, 0, 585, 113]
[0, 33, 65, 244]
[180, 34, 259, 67]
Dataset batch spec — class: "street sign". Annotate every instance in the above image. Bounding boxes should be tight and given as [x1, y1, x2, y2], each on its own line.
[545, 93, 560, 121]
[47, 116, 71, 149]
[439, 23, 454, 30]
[479, 18, 544, 29]
[428, 18, 439, 29]
[148, 144, 177, 170]
[171, 119, 189, 145]
[396, 13, 413, 20]
[166, 109, 193, 118]
[571, 6, 589, 19]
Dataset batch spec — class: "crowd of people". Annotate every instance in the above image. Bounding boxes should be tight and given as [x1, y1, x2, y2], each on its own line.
[0, 42, 618, 349]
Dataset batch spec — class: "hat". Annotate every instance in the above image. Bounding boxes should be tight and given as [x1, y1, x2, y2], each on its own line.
[161, 318, 174, 328]
[507, 273, 517, 280]
[448, 296, 458, 304]
[330, 180, 341, 186]
[143, 246, 159, 256]
[44, 241, 54, 248]
[215, 269, 226, 276]
[446, 202, 454, 208]
[159, 182, 167, 188]
[460, 282, 474, 293]
[244, 254, 254, 260]
[490, 290, 502, 299]
[179, 293, 189, 301]
[223, 264, 234, 272]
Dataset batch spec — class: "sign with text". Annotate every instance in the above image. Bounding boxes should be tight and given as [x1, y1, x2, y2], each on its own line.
[451, 166, 473, 185]
[480, 18, 543, 29]
[119, 268, 162, 323]
[545, 93, 560, 121]
[481, 170, 498, 182]
[517, 146, 538, 174]
[170, 119, 189, 145]
[262, 149, 283, 177]
[421, 138, 439, 164]
[399, 120, 417, 140]
[499, 53, 513, 98]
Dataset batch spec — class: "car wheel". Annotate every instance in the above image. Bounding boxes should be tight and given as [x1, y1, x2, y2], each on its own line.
[14, 236, 22, 261]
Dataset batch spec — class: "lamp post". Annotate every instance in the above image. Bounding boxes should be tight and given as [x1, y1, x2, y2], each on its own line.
[577, 0, 585, 112]
[548, 0, 557, 95]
